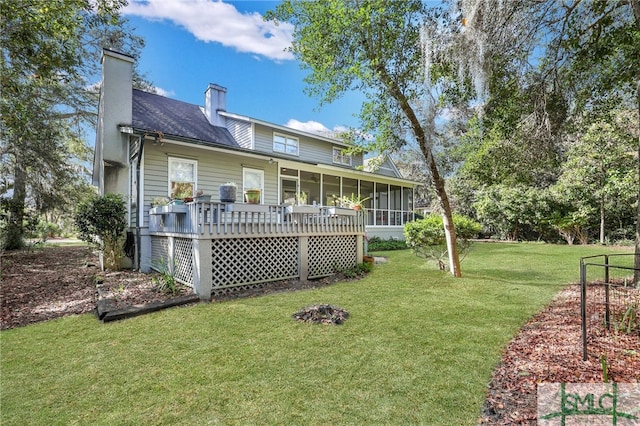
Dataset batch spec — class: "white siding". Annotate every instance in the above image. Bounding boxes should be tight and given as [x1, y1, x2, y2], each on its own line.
[141, 143, 278, 227]
[253, 123, 364, 168]
[373, 157, 400, 178]
[226, 117, 252, 149]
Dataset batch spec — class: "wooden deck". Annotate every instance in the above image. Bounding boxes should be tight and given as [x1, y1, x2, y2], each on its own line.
[149, 201, 365, 238]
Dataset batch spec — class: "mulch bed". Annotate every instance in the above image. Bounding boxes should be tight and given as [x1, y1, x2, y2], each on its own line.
[0, 245, 359, 329]
[479, 283, 639, 425]
[1, 245, 205, 329]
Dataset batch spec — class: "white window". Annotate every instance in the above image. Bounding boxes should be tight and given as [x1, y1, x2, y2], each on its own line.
[168, 157, 197, 199]
[333, 147, 352, 166]
[243, 167, 264, 204]
[273, 133, 299, 155]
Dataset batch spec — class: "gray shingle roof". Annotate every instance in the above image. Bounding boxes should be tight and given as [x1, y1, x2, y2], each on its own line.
[132, 89, 238, 147]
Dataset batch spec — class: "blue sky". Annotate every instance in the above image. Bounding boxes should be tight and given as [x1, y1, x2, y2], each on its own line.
[122, 0, 365, 136]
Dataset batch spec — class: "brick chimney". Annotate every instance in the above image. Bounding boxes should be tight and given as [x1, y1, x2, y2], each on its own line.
[204, 83, 227, 127]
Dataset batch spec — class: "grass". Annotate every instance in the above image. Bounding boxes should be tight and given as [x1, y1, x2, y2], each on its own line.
[0, 242, 629, 425]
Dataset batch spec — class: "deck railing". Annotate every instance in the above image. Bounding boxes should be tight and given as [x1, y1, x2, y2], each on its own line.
[148, 201, 366, 299]
[149, 201, 366, 237]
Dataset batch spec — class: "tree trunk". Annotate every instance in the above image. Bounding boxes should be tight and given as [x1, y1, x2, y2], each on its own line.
[5, 156, 26, 250]
[428, 154, 462, 277]
[634, 78, 640, 284]
[600, 194, 605, 245]
[372, 64, 462, 277]
[631, 0, 640, 286]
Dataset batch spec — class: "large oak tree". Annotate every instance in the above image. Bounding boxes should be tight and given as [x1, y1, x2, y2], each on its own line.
[267, 0, 465, 276]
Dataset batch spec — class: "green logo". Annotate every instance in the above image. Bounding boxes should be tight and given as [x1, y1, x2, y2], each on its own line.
[538, 383, 640, 425]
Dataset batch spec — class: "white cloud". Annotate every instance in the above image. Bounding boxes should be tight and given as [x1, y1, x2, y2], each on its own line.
[286, 119, 330, 134]
[124, 0, 294, 61]
[285, 119, 348, 138]
[152, 86, 175, 98]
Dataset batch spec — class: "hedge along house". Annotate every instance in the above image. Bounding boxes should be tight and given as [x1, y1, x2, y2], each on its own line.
[93, 49, 416, 299]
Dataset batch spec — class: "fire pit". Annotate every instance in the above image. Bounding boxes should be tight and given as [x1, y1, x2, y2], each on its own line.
[292, 304, 349, 325]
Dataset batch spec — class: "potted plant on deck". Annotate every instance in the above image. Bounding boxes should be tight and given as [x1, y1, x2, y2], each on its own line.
[171, 183, 193, 205]
[219, 182, 237, 203]
[340, 193, 370, 211]
[151, 196, 170, 208]
[296, 192, 308, 206]
[195, 189, 211, 202]
[244, 188, 261, 204]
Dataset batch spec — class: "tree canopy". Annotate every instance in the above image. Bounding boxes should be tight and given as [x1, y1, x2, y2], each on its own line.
[0, 0, 148, 249]
[270, 0, 639, 264]
[268, 0, 470, 275]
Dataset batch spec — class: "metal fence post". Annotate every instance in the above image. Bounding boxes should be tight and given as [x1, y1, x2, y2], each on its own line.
[580, 258, 588, 361]
[604, 255, 610, 329]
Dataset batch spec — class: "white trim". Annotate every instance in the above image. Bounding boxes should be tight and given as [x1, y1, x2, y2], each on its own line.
[139, 147, 145, 226]
[168, 157, 198, 197]
[126, 139, 132, 227]
[242, 167, 264, 204]
[273, 132, 299, 156]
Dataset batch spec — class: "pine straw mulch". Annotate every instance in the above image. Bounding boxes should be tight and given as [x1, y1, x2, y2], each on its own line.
[1, 245, 638, 424]
[479, 283, 639, 425]
[0, 244, 358, 330]
[0, 245, 195, 330]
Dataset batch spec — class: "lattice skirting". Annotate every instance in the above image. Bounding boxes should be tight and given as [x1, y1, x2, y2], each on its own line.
[211, 282, 268, 297]
[150, 236, 169, 268]
[150, 234, 360, 296]
[150, 236, 194, 287]
[173, 238, 194, 286]
[308, 235, 357, 278]
[211, 237, 299, 290]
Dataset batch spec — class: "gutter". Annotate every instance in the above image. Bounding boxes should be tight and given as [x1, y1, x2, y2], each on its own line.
[134, 134, 144, 271]
[133, 127, 418, 186]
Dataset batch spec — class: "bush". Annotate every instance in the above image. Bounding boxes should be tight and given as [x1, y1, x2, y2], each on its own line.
[404, 213, 481, 270]
[152, 257, 179, 294]
[35, 220, 60, 241]
[342, 262, 372, 278]
[366, 237, 407, 251]
[74, 193, 127, 270]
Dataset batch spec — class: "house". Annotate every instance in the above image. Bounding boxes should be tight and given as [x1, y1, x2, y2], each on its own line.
[93, 49, 416, 299]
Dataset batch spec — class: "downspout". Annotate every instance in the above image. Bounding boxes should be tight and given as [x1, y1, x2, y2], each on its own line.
[135, 134, 144, 271]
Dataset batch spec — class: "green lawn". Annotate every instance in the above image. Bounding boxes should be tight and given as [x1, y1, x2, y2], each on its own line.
[0, 243, 628, 425]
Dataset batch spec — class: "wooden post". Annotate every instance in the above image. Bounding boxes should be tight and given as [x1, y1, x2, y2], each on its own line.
[192, 237, 212, 300]
[299, 236, 309, 281]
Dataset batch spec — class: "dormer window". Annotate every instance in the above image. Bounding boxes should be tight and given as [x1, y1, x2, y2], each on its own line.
[273, 133, 298, 156]
[333, 147, 352, 166]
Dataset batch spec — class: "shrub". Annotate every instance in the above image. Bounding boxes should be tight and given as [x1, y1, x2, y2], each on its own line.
[341, 262, 373, 278]
[35, 220, 61, 241]
[151, 257, 179, 295]
[74, 193, 127, 270]
[404, 213, 481, 270]
[366, 236, 407, 251]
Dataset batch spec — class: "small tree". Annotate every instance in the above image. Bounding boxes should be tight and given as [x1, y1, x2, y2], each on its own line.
[404, 214, 481, 271]
[74, 193, 127, 271]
